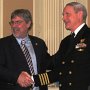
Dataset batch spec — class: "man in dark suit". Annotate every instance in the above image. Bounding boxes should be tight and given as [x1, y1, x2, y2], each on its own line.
[32, 2, 90, 90]
[0, 9, 52, 90]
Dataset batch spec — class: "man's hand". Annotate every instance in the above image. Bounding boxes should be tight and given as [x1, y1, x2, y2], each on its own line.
[17, 71, 34, 87]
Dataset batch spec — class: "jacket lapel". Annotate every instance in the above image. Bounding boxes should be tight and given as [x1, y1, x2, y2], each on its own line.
[10, 35, 27, 60]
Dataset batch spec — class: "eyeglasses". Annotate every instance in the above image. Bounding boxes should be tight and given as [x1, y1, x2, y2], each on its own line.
[9, 20, 24, 26]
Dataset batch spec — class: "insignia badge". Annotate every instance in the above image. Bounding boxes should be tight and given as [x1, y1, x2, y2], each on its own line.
[75, 39, 87, 51]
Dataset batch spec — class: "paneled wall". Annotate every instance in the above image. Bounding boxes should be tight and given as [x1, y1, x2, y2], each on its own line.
[33, 0, 88, 55]
[33, 0, 64, 55]
[0, 0, 3, 38]
[88, 0, 90, 26]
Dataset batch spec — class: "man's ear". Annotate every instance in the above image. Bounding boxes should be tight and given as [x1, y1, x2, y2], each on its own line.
[78, 11, 83, 18]
[27, 21, 31, 28]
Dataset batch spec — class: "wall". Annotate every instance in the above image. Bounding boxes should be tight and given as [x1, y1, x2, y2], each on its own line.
[0, 0, 3, 37]
[88, 0, 90, 26]
[3, 0, 33, 37]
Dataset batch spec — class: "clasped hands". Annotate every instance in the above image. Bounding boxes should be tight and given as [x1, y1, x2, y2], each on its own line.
[17, 71, 34, 87]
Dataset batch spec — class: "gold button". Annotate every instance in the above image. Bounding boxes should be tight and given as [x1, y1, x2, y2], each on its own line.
[62, 61, 65, 64]
[69, 82, 72, 86]
[69, 71, 72, 74]
[59, 72, 62, 75]
[59, 84, 62, 87]
[71, 60, 74, 63]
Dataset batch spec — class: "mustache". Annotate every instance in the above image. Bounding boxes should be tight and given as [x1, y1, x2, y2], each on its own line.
[12, 27, 20, 31]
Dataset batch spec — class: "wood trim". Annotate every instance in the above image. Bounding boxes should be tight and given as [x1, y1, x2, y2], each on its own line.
[0, 0, 3, 38]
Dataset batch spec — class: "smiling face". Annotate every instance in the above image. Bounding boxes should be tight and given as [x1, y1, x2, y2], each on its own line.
[10, 16, 31, 38]
[62, 5, 83, 32]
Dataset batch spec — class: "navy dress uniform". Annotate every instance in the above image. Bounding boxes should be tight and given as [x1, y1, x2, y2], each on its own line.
[33, 24, 90, 90]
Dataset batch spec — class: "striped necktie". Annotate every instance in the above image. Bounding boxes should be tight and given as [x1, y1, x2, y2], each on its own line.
[21, 40, 35, 75]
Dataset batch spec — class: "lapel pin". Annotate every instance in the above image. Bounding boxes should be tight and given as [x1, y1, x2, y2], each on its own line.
[35, 43, 38, 46]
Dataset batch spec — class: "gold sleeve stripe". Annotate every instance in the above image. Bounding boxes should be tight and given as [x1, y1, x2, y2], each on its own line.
[41, 74, 45, 85]
[39, 73, 50, 85]
[43, 73, 47, 84]
[39, 74, 43, 85]
[45, 73, 50, 84]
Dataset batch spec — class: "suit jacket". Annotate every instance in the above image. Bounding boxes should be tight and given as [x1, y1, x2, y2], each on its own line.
[33, 24, 90, 90]
[0, 35, 51, 90]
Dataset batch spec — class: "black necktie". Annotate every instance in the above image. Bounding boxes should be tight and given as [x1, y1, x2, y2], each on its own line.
[70, 33, 75, 42]
[21, 40, 35, 75]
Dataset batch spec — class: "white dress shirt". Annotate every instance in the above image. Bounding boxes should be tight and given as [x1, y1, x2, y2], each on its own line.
[16, 36, 39, 90]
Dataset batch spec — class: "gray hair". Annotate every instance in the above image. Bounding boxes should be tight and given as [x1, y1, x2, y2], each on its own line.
[66, 2, 87, 22]
[11, 9, 33, 30]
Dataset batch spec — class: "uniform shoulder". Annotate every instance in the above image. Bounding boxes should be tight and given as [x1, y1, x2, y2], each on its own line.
[62, 35, 70, 42]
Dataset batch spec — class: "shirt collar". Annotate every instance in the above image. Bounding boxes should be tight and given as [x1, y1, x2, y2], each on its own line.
[16, 35, 30, 45]
[73, 23, 85, 37]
